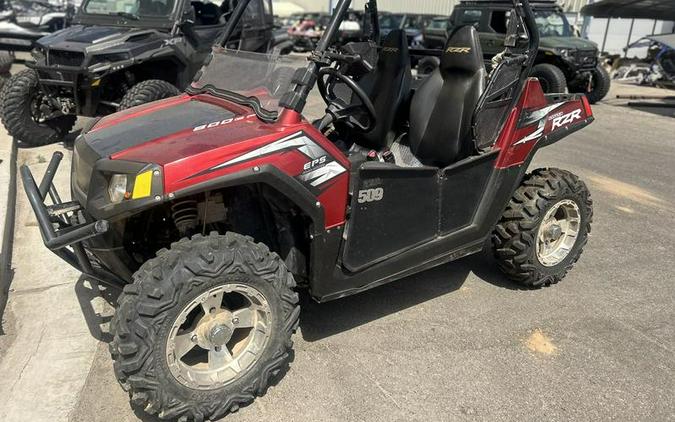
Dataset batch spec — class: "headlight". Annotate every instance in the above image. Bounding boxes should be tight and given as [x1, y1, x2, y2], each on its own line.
[556, 48, 574, 59]
[107, 170, 155, 204]
[108, 174, 128, 203]
[90, 52, 130, 66]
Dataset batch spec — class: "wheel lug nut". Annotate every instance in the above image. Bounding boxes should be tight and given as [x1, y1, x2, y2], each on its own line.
[232, 318, 239, 325]
[191, 334, 198, 342]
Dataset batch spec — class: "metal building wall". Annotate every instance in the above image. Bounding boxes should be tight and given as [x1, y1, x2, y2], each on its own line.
[276, 0, 591, 15]
[371, 0, 458, 14]
[278, 0, 459, 14]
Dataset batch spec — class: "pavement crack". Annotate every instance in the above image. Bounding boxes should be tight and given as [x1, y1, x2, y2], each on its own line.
[321, 343, 404, 412]
[8, 326, 46, 393]
[10, 281, 73, 296]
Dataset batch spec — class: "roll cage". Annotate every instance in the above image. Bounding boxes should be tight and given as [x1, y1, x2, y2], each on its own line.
[203, 0, 540, 126]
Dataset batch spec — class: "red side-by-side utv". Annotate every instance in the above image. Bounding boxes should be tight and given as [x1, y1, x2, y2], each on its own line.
[21, 0, 594, 420]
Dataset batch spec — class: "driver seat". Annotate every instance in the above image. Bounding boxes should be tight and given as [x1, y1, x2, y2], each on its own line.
[355, 29, 412, 149]
[409, 26, 487, 167]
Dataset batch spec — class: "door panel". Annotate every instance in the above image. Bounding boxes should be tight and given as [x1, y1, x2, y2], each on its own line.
[343, 164, 438, 272]
[440, 152, 497, 233]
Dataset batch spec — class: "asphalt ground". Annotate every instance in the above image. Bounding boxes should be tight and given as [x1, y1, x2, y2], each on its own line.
[1, 83, 674, 422]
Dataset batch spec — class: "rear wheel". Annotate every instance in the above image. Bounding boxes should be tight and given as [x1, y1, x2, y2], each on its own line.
[1, 69, 76, 146]
[118, 79, 180, 111]
[492, 168, 593, 287]
[531, 63, 567, 94]
[110, 233, 300, 422]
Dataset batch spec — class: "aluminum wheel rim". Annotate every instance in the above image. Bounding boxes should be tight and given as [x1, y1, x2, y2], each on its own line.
[166, 284, 272, 390]
[536, 199, 581, 267]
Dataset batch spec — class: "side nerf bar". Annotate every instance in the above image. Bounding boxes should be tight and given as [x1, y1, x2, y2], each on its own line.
[20, 152, 124, 288]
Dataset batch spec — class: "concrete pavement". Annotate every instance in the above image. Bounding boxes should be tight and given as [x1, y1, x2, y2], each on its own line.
[0, 143, 109, 422]
[0, 83, 673, 422]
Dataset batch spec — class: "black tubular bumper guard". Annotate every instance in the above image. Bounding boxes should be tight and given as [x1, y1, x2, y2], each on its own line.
[20, 152, 125, 288]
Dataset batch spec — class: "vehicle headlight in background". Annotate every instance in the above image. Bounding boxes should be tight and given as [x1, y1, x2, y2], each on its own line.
[90, 52, 131, 66]
[31, 47, 46, 62]
[556, 48, 574, 59]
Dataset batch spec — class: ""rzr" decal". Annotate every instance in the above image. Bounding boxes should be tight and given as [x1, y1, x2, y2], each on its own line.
[551, 109, 583, 130]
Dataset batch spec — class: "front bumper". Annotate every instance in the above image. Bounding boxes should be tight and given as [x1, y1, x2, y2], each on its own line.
[20, 152, 126, 288]
[28, 61, 102, 116]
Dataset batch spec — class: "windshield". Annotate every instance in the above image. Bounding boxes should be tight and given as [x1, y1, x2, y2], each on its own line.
[83, 0, 176, 18]
[534, 10, 571, 37]
[428, 18, 448, 30]
[404, 15, 433, 30]
[191, 48, 308, 119]
[379, 14, 403, 30]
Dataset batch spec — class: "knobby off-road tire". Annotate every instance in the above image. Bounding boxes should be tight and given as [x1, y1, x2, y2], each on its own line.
[586, 64, 611, 104]
[0, 72, 10, 97]
[531, 63, 567, 94]
[492, 168, 593, 288]
[0, 51, 13, 75]
[110, 232, 300, 422]
[1, 69, 76, 146]
[118, 79, 180, 110]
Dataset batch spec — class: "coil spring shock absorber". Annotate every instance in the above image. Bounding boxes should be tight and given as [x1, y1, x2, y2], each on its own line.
[171, 200, 199, 236]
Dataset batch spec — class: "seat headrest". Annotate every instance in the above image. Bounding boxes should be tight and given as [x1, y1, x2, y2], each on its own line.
[440, 25, 485, 73]
[379, 30, 409, 69]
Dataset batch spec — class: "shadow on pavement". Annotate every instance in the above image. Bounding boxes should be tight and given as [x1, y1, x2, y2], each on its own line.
[15, 128, 81, 150]
[299, 251, 523, 342]
[73, 250, 525, 346]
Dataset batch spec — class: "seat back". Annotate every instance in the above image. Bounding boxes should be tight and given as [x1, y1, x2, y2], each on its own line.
[409, 26, 486, 167]
[192, 1, 221, 25]
[356, 30, 412, 149]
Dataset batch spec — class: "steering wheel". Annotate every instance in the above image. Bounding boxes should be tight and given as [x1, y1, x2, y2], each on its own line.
[317, 67, 377, 133]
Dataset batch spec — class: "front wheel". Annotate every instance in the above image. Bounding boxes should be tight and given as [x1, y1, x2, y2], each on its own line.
[531, 63, 567, 94]
[585, 64, 611, 104]
[110, 233, 300, 421]
[492, 168, 593, 288]
[118, 79, 180, 111]
[1, 69, 76, 146]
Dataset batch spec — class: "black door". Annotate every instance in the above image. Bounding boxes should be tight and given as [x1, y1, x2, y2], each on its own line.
[343, 163, 438, 272]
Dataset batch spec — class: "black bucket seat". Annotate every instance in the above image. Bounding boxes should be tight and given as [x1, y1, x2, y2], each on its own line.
[356, 29, 412, 149]
[409, 26, 487, 167]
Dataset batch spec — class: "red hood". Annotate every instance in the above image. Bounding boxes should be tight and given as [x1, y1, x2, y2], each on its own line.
[86, 94, 290, 165]
[85, 93, 352, 229]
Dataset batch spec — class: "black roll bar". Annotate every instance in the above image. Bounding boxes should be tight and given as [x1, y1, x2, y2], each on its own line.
[519, 0, 540, 71]
[216, 0, 254, 47]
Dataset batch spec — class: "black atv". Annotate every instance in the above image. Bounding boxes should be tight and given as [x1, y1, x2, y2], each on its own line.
[424, 0, 611, 104]
[0, 0, 75, 53]
[0, 0, 77, 87]
[1, 0, 288, 147]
